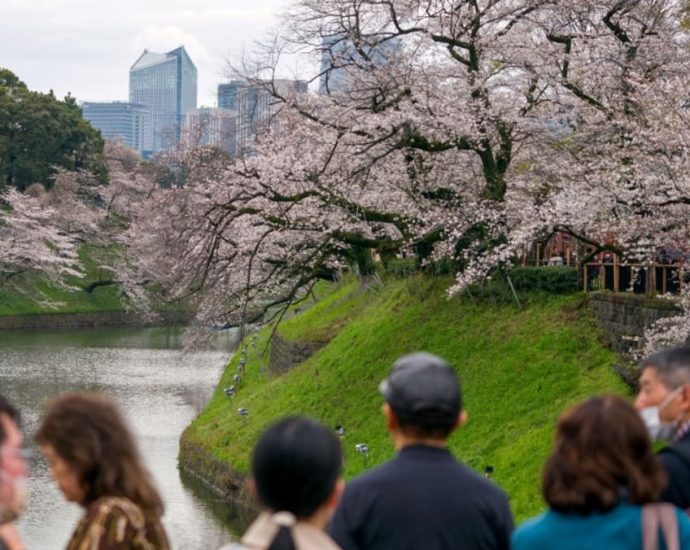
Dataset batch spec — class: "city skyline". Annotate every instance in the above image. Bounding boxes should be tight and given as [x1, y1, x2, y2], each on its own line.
[130, 46, 197, 153]
[0, 0, 292, 107]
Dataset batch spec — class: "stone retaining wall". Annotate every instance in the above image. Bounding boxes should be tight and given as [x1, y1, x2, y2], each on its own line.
[178, 436, 250, 501]
[588, 292, 681, 357]
[179, 330, 330, 506]
[268, 333, 327, 375]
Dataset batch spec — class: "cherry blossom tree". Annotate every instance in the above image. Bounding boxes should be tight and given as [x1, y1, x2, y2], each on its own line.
[0, 187, 81, 286]
[0, 142, 148, 292]
[124, 0, 690, 349]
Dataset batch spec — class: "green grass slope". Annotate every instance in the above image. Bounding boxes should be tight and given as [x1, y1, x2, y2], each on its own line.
[184, 275, 628, 521]
[0, 244, 125, 315]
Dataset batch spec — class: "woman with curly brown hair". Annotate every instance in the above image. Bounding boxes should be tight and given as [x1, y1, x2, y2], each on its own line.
[512, 395, 690, 550]
[35, 393, 170, 550]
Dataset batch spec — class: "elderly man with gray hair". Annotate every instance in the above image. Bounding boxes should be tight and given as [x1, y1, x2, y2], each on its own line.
[635, 345, 690, 509]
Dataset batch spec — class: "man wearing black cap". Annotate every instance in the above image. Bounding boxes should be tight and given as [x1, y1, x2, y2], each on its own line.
[329, 352, 513, 550]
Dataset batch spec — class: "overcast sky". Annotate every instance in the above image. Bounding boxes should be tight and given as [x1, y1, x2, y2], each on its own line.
[0, 0, 298, 106]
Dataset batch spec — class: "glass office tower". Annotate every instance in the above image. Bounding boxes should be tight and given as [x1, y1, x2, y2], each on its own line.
[218, 80, 247, 111]
[319, 35, 401, 95]
[183, 108, 237, 157]
[82, 102, 152, 157]
[129, 46, 197, 154]
[219, 79, 308, 156]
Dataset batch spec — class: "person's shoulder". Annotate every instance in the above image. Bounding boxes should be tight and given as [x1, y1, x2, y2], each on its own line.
[511, 511, 552, 550]
[448, 459, 510, 501]
[349, 458, 399, 485]
[341, 460, 395, 496]
[337, 458, 412, 510]
[84, 496, 169, 547]
[90, 496, 145, 522]
[658, 445, 690, 475]
[675, 506, 690, 543]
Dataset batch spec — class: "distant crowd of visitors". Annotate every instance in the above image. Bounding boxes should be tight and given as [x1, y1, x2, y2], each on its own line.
[3, 345, 690, 549]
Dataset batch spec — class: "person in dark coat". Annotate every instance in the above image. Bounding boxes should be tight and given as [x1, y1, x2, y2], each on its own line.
[329, 352, 513, 550]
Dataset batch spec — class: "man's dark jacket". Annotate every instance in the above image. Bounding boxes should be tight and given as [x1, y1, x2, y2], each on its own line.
[659, 431, 690, 509]
[329, 445, 513, 550]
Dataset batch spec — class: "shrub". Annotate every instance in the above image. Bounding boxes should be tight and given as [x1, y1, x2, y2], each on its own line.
[383, 257, 419, 277]
[507, 266, 578, 294]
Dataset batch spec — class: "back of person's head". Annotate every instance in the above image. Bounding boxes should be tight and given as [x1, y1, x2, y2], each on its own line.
[251, 417, 342, 550]
[34, 392, 163, 515]
[641, 345, 690, 389]
[543, 394, 665, 514]
[379, 352, 462, 440]
[0, 395, 19, 446]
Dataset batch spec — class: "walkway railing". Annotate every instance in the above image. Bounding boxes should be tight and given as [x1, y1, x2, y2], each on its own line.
[583, 261, 685, 296]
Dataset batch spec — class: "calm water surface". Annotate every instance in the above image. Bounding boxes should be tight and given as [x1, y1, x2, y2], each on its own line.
[0, 326, 248, 549]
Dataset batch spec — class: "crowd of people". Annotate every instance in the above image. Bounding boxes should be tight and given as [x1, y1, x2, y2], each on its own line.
[2, 345, 690, 549]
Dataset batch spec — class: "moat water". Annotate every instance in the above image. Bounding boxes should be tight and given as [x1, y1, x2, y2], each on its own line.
[0, 326, 251, 549]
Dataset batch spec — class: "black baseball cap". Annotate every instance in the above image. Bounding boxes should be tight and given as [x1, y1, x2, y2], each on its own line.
[378, 352, 462, 427]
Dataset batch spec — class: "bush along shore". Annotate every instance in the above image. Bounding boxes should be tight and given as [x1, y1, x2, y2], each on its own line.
[180, 273, 628, 521]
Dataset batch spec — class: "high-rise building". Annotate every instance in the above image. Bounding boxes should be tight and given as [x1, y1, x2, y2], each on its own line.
[319, 35, 400, 95]
[217, 80, 247, 111]
[129, 46, 197, 154]
[224, 79, 308, 155]
[82, 102, 152, 157]
[183, 108, 237, 156]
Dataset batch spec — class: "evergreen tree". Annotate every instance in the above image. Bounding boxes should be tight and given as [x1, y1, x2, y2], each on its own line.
[0, 68, 106, 191]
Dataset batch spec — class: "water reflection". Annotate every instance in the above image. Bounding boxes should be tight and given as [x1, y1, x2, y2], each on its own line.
[0, 326, 244, 549]
[179, 471, 256, 538]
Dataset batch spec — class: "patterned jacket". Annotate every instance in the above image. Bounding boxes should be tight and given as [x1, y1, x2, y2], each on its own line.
[66, 496, 170, 550]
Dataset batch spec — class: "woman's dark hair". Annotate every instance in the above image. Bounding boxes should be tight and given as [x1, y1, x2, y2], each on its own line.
[34, 393, 163, 515]
[252, 417, 342, 550]
[542, 394, 665, 514]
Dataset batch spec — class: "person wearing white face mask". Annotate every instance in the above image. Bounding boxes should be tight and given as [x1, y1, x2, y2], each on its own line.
[635, 345, 690, 510]
[0, 395, 28, 550]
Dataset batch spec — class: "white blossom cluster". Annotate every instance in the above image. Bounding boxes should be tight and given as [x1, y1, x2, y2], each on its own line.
[56, 0, 690, 349]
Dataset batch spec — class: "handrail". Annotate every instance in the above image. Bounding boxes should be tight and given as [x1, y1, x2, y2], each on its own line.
[583, 261, 685, 296]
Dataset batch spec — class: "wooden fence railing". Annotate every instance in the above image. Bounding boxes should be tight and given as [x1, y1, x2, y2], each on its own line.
[583, 261, 685, 296]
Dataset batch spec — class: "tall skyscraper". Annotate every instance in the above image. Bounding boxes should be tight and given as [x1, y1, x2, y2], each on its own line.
[217, 80, 247, 111]
[129, 46, 197, 154]
[183, 108, 237, 157]
[82, 102, 152, 157]
[319, 35, 400, 95]
[221, 79, 308, 156]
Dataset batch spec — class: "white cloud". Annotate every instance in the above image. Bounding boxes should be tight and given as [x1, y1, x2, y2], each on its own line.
[133, 25, 212, 65]
[0, 0, 293, 105]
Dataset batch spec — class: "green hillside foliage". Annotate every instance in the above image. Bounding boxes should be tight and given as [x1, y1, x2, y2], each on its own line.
[0, 244, 125, 315]
[0, 68, 106, 191]
[184, 275, 628, 521]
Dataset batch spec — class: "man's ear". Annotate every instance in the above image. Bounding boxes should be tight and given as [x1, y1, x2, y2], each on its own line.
[456, 410, 468, 428]
[680, 384, 690, 413]
[383, 402, 399, 431]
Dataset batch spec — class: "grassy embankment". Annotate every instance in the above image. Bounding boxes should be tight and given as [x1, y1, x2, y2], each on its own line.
[0, 244, 125, 315]
[183, 274, 628, 521]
